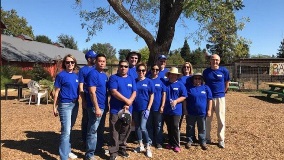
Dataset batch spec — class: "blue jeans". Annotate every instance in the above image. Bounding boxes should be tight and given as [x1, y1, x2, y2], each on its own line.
[58, 101, 79, 160]
[133, 111, 150, 145]
[186, 115, 206, 144]
[146, 111, 163, 145]
[85, 108, 104, 159]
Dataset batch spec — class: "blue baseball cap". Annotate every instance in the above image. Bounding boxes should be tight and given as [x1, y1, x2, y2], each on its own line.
[158, 54, 167, 60]
[85, 50, 97, 60]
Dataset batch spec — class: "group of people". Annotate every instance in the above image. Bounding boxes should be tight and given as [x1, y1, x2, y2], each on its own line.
[52, 51, 230, 160]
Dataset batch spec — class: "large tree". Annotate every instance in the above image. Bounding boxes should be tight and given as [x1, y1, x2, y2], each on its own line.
[35, 35, 53, 44]
[91, 43, 118, 63]
[76, 0, 246, 66]
[277, 38, 284, 58]
[57, 34, 78, 50]
[180, 39, 191, 62]
[1, 9, 34, 38]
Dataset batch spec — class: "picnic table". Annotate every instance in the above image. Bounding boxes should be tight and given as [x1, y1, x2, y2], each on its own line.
[261, 83, 284, 102]
[5, 83, 26, 100]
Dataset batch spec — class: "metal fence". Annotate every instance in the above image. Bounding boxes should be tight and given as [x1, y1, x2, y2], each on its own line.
[104, 63, 284, 91]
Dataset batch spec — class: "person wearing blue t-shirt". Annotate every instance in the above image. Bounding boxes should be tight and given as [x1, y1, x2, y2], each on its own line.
[78, 50, 97, 148]
[178, 62, 194, 132]
[146, 54, 169, 79]
[84, 54, 108, 160]
[126, 51, 141, 79]
[184, 73, 212, 150]
[146, 64, 166, 149]
[132, 63, 155, 158]
[53, 54, 79, 160]
[163, 67, 187, 153]
[203, 54, 230, 149]
[108, 60, 137, 160]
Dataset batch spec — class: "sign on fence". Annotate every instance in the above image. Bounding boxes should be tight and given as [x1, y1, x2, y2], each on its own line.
[269, 63, 284, 75]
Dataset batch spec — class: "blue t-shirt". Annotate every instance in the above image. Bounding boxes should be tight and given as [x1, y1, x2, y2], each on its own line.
[108, 74, 137, 114]
[159, 68, 169, 79]
[150, 77, 166, 111]
[128, 66, 138, 79]
[54, 70, 79, 103]
[86, 69, 108, 109]
[178, 75, 192, 85]
[186, 85, 212, 116]
[78, 65, 95, 93]
[133, 78, 155, 112]
[163, 80, 187, 116]
[203, 66, 230, 98]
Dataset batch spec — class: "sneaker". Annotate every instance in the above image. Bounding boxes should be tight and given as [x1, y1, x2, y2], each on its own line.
[156, 144, 163, 149]
[133, 146, 145, 153]
[185, 142, 192, 149]
[200, 143, 208, 150]
[206, 139, 212, 144]
[146, 149, 152, 158]
[218, 141, 225, 148]
[173, 147, 181, 153]
[109, 155, 117, 160]
[68, 152, 78, 159]
[165, 144, 173, 149]
[118, 149, 130, 158]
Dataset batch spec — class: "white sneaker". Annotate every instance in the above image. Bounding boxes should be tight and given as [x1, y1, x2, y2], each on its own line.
[218, 141, 225, 148]
[68, 152, 78, 159]
[134, 146, 145, 153]
[146, 149, 152, 158]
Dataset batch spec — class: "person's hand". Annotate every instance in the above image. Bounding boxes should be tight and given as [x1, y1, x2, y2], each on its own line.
[207, 110, 211, 117]
[53, 106, 58, 117]
[143, 109, 150, 119]
[95, 108, 102, 117]
[159, 107, 164, 113]
[123, 105, 130, 110]
[125, 99, 133, 106]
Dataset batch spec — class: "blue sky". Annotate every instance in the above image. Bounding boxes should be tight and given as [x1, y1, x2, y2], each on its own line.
[2, 0, 284, 57]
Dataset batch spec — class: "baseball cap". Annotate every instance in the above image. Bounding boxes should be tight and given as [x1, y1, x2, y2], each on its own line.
[85, 50, 97, 60]
[158, 54, 167, 60]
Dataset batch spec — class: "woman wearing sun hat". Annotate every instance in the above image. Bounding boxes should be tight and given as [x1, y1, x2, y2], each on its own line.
[163, 67, 187, 153]
[184, 73, 212, 150]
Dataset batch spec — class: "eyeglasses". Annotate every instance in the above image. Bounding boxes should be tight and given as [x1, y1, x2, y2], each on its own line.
[119, 65, 129, 68]
[194, 78, 201, 80]
[184, 66, 190, 69]
[137, 69, 146, 72]
[65, 61, 75, 64]
[151, 68, 159, 71]
[131, 57, 138, 60]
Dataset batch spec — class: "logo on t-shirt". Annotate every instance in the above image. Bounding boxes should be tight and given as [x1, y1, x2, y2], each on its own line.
[173, 88, 178, 90]
[217, 74, 223, 77]
[142, 84, 147, 87]
[127, 84, 132, 87]
[76, 79, 79, 82]
[155, 84, 160, 87]
[201, 91, 206, 94]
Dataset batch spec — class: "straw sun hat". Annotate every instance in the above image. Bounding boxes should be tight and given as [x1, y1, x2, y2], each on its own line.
[166, 67, 182, 78]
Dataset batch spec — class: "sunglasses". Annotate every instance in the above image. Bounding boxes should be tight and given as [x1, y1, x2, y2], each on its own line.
[184, 66, 190, 68]
[137, 69, 146, 72]
[119, 65, 129, 68]
[65, 61, 75, 64]
[151, 68, 159, 71]
[194, 78, 202, 80]
[131, 57, 138, 60]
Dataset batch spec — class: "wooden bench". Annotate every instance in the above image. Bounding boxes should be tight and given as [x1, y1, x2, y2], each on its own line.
[262, 83, 284, 102]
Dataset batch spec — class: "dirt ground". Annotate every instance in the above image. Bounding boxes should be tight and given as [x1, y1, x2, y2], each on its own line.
[1, 90, 284, 160]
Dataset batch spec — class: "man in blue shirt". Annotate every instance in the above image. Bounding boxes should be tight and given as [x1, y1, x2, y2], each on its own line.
[203, 54, 230, 149]
[108, 60, 137, 160]
[126, 51, 141, 79]
[78, 50, 96, 149]
[85, 54, 108, 160]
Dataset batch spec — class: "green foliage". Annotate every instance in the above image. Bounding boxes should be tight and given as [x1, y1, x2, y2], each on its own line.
[138, 47, 150, 63]
[167, 52, 184, 66]
[30, 63, 52, 81]
[0, 75, 12, 89]
[118, 49, 131, 61]
[35, 35, 53, 44]
[1, 8, 34, 38]
[180, 40, 191, 61]
[57, 34, 78, 50]
[277, 38, 284, 58]
[91, 43, 117, 63]
[1, 65, 23, 79]
[39, 79, 54, 91]
[189, 48, 206, 65]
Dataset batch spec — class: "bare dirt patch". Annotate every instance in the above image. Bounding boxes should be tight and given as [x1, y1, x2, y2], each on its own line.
[1, 90, 284, 160]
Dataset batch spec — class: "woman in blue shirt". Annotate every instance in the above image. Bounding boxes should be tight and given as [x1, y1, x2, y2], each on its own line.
[163, 67, 187, 153]
[185, 73, 212, 150]
[53, 54, 79, 160]
[133, 63, 154, 158]
[146, 64, 166, 149]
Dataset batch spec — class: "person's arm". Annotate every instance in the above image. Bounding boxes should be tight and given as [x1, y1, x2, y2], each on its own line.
[79, 83, 86, 108]
[172, 96, 186, 106]
[89, 86, 102, 117]
[53, 87, 60, 117]
[110, 89, 133, 106]
[182, 100, 188, 115]
[207, 99, 212, 117]
[147, 93, 154, 110]
[225, 81, 230, 93]
[159, 92, 166, 113]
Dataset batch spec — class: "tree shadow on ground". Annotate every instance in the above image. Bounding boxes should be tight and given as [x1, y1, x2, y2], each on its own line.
[249, 95, 283, 104]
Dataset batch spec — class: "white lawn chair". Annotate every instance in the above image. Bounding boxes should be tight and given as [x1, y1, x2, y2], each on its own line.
[27, 80, 48, 105]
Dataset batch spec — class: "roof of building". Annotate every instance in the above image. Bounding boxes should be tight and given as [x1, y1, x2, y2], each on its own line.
[1, 34, 86, 64]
